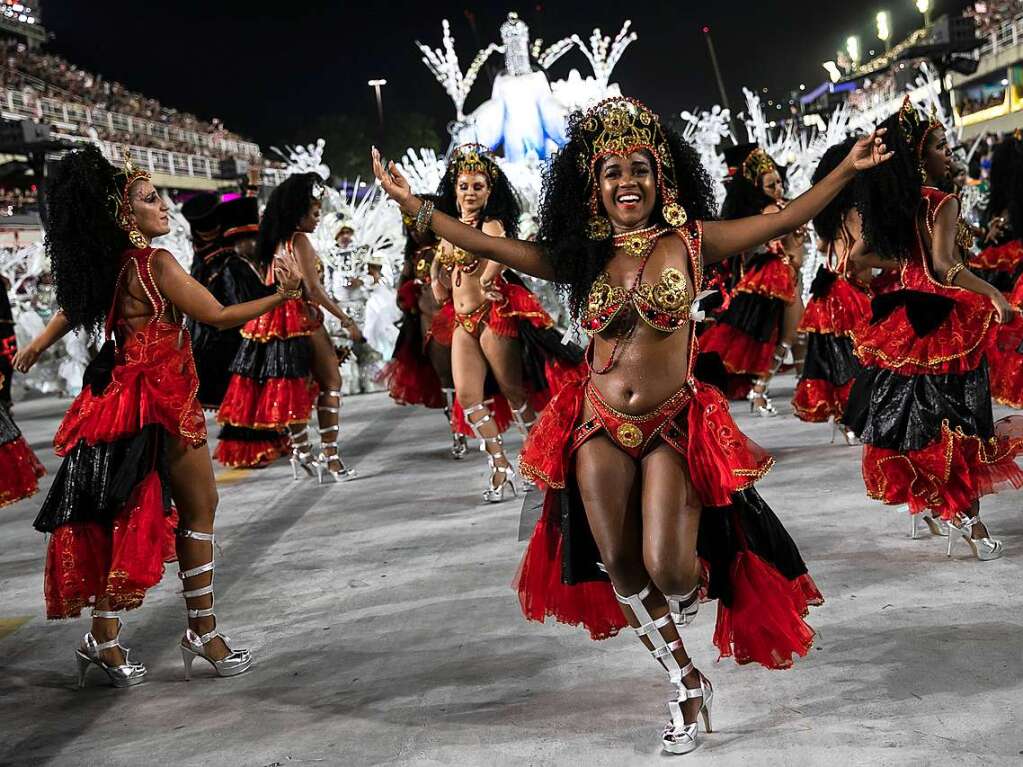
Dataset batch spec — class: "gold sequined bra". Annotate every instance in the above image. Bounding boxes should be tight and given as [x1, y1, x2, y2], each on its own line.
[581, 229, 693, 334]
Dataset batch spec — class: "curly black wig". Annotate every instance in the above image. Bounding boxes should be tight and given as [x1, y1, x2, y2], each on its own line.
[42, 144, 132, 331]
[984, 135, 1023, 234]
[538, 111, 717, 319]
[435, 153, 520, 238]
[257, 172, 321, 266]
[810, 137, 858, 242]
[855, 108, 932, 260]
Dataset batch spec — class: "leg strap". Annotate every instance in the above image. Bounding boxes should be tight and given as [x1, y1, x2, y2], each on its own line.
[666, 584, 700, 628]
[463, 403, 494, 441]
[510, 400, 536, 435]
[177, 529, 216, 617]
[613, 581, 684, 687]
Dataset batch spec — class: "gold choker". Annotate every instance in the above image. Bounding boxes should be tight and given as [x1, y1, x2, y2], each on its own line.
[612, 225, 665, 258]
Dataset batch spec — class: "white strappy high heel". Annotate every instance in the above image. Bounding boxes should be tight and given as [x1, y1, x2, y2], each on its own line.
[177, 529, 252, 679]
[315, 389, 356, 483]
[946, 514, 1003, 560]
[289, 426, 318, 479]
[465, 402, 518, 503]
[613, 582, 713, 755]
[75, 610, 147, 688]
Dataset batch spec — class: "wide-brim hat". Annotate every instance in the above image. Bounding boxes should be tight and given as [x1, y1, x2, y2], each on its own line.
[181, 192, 221, 250]
[220, 196, 259, 242]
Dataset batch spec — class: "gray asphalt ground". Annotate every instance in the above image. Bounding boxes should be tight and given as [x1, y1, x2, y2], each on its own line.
[1, 374, 1021, 767]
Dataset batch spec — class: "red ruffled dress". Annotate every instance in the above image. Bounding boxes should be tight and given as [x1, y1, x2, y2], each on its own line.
[33, 248, 201, 619]
[215, 238, 316, 467]
[516, 223, 822, 669]
[791, 256, 871, 422]
[987, 269, 1023, 407]
[698, 243, 797, 396]
[0, 374, 45, 508]
[378, 269, 446, 409]
[970, 237, 1023, 295]
[845, 188, 1023, 518]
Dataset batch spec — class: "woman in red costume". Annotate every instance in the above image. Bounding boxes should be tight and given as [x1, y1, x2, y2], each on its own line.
[791, 138, 872, 440]
[429, 144, 582, 502]
[975, 134, 1023, 407]
[374, 98, 889, 754]
[846, 99, 1022, 560]
[15, 146, 302, 686]
[378, 197, 469, 458]
[699, 144, 808, 414]
[0, 373, 44, 508]
[218, 173, 364, 483]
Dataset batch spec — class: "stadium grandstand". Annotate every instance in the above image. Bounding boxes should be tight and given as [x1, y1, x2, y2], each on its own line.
[0, 0, 284, 241]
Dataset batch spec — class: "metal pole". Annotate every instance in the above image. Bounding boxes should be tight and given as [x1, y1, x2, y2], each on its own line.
[703, 26, 737, 135]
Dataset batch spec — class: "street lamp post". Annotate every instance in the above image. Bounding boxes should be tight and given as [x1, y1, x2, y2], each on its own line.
[368, 79, 387, 129]
[916, 0, 931, 27]
[877, 11, 892, 53]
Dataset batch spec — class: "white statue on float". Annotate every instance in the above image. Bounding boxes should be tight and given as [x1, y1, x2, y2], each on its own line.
[417, 13, 636, 162]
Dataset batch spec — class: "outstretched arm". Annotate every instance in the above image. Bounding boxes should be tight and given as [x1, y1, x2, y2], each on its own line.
[702, 130, 892, 265]
[372, 148, 555, 281]
[12, 310, 72, 372]
[152, 249, 300, 330]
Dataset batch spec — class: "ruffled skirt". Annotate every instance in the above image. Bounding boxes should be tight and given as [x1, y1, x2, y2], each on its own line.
[0, 401, 45, 509]
[34, 323, 202, 619]
[516, 377, 822, 670]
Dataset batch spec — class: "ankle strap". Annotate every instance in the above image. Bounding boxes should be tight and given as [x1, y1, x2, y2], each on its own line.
[91, 609, 122, 620]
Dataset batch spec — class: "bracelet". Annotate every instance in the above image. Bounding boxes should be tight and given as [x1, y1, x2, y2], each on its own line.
[943, 262, 966, 286]
[414, 200, 435, 235]
[277, 285, 302, 300]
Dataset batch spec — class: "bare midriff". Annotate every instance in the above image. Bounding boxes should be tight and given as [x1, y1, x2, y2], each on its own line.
[436, 238, 492, 315]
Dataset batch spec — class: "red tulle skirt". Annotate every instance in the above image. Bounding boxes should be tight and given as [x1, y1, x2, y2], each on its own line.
[0, 434, 45, 508]
[699, 321, 777, 378]
[516, 377, 823, 669]
[213, 435, 290, 468]
[44, 473, 179, 619]
[853, 289, 993, 377]
[377, 320, 445, 409]
[863, 419, 1023, 519]
[988, 276, 1023, 407]
[218, 375, 318, 430]
[791, 379, 854, 423]
[428, 302, 456, 347]
[970, 240, 1023, 273]
[798, 276, 870, 336]
[55, 323, 206, 452]
[240, 297, 318, 341]
[467, 282, 554, 339]
[735, 253, 797, 303]
[44, 322, 200, 619]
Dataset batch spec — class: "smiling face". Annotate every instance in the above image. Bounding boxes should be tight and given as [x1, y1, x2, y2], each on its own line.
[759, 170, 784, 202]
[298, 198, 321, 233]
[127, 179, 170, 240]
[922, 127, 952, 187]
[598, 150, 657, 231]
[455, 172, 490, 219]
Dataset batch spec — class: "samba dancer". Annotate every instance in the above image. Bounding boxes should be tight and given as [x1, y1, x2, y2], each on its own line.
[15, 146, 303, 686]
[373, 97, 889, 754]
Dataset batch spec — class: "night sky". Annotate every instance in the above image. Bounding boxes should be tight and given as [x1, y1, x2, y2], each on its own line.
[42, 0, 971, 148]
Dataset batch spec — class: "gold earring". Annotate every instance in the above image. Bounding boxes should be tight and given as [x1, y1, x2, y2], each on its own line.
[586, 215, 611, 241]
[128, 227, 149, 249]
[662, 202, 688, 228]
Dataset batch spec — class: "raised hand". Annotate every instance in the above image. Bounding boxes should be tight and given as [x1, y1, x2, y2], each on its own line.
[274, 248, 302, 291]
[371, 146, 415, 212]
[847, 128, 894, 171]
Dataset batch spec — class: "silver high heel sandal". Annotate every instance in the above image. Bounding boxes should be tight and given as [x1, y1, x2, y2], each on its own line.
[748, 380, 777, 417]
[465, 402, 518, 503]
[831, 419, 858, 445]
[613, 582, 713, 755]
[315, 389, 356, 483]
[442, 388, 468, 459]
[946, 514, 1003, 560]
[177, 529, 252, 680]
[75, 610, 147, 688]
[910, 512, 949, 539]
[289, 426, 318, 479]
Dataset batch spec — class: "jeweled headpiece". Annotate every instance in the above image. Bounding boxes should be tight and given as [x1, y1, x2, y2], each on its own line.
[111, 150, 151, 233]
[740, 148, 777, 185]
[577, 96, 688, 239]
[897, 96, 941, 161]
[448, 143, 498, 183]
